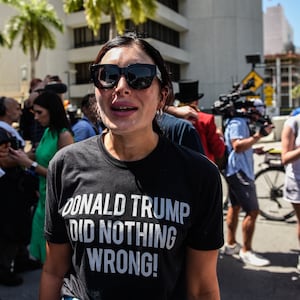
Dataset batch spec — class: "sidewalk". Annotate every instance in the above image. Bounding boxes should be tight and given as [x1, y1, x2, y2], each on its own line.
[219, 214, 300, 300]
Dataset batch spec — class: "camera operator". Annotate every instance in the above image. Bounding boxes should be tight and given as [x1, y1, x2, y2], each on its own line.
[223, 98, 274, 267]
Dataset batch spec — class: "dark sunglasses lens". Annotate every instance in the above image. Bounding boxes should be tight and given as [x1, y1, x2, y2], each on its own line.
[127, 65, 155, 89]
[92, 64, 156, 90]
[97, 65, 120, 88]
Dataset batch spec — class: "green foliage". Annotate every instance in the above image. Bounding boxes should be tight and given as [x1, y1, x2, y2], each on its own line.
[292, 84, 300, 100]
[0, 0, 64, 78]
[63, 0, 157, 37]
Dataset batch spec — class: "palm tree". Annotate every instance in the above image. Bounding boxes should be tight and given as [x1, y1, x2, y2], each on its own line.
[292, 84, 300, 101]
[0, 0, 64, 79]
[63, 0, 157, 39]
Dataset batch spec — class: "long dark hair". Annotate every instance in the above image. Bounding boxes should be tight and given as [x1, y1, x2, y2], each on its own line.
[34, 91, 72, 133]
[93, 33, 174, 134]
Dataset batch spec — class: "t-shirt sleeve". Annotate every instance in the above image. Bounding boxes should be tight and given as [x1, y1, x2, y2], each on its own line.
[180, 124, 205, 154]
[228, 118, 245, 140]
[44, 152, 69, 243]
[186, 158, 224, 250]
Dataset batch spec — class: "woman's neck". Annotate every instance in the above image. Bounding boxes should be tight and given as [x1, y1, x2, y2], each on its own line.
[103, 130, 159, 161]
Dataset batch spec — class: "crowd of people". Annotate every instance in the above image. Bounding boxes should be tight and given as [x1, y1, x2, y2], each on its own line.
[0, 32, 299, 299]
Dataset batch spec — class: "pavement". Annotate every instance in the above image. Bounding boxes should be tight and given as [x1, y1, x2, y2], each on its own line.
[1, 140, 300, 299]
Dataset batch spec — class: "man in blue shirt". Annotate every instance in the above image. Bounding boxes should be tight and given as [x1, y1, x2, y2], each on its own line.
[223, 99, 273, 267]
[158, 112, 204, 154]
[70, 94, 103, 142]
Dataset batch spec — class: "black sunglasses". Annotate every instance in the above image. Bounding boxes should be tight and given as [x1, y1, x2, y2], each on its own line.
[90, 63, 161, 90]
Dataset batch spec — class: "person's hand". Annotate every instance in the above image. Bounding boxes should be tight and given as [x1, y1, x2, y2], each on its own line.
[259, 123, 274, 137]
[8, 148, 32, 168]
[216, 127, 224, 138]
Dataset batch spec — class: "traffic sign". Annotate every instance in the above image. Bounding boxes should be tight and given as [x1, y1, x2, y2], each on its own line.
[264, 85, 274, 107]
[264, 85, 274, 97]
[242, 70, 264, 92]
[265, 96, 273, 107]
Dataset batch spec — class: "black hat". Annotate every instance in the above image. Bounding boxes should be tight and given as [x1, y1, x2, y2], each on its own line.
[175, 80, 204, 103]
[44, 81, 67, 94]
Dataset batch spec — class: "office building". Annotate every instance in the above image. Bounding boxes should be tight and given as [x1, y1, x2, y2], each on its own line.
[0, 0, 263, 109]
[263, 4, 293, 55]
[263, 4, 299, 113]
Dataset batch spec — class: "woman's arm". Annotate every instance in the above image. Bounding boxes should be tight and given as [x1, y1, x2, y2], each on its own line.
[9, 131, 73, 176]
[39, 242, 72, 300]
[186, 248, 220, 300]
[58, 131, 74, 149]
[281, 123, 300, 165]
[8, 148, 48, 177]
[165, 106, 198, 121]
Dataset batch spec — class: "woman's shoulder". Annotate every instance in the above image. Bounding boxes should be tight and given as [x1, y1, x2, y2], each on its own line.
[50, 136, 100, 167]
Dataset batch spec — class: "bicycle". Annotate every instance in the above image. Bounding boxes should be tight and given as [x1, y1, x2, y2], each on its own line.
[221, 148, 295, 221]
[255, 148, 295, 221]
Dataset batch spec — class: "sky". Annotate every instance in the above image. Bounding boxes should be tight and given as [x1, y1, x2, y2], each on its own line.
[263, 0, 300, 47]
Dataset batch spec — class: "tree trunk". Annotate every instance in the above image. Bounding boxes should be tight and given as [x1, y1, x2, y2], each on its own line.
[109, 13, 117, 40]
[30, 46, 36, 80]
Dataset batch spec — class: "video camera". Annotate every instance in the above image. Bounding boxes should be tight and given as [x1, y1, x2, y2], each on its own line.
[212, 78, 256, 118]
[0, 128, 12, 146]
[212, 78, 273, 134]
[0, 128, 22, 149]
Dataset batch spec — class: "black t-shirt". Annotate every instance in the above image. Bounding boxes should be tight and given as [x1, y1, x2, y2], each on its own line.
[158, 113, 205, 154]
[45, 135, 224, 300]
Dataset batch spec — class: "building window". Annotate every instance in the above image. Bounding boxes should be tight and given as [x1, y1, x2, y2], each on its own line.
[75, 62, 92, 85]
[74, 19, 179, 48]
[125, 19, 179, 47]
[157, 0, 178, 12]
[166, 62, 180, 82]
[74, 24, 110, 48]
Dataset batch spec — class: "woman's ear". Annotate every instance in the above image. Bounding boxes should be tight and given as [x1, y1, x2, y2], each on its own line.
[157, 87, 168, 110]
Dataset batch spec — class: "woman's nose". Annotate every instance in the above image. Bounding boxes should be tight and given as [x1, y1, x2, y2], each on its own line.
[115, 75, 130, 91]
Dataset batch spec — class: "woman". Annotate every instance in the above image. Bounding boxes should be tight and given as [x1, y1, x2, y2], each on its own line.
[40, 34, 223, 300]
[281, 114, 300, 271]
[9, 91, 73, 263]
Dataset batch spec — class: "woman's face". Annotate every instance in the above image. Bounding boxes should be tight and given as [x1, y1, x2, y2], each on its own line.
[33, 104, 50, 127]
[95, 44, 164, 136]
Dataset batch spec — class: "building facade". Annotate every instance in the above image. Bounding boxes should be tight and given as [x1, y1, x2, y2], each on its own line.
[263, 4, 293, 55]
[0, 0, 263, 109]
[264, 52, 300, 113]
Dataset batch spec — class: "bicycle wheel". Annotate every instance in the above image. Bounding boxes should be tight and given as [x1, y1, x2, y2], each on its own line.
[255, 166, 295, 221]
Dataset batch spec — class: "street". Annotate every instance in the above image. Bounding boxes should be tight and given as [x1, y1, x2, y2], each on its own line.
[1, 141, 300, 299]
[219, 214, 300, 299]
